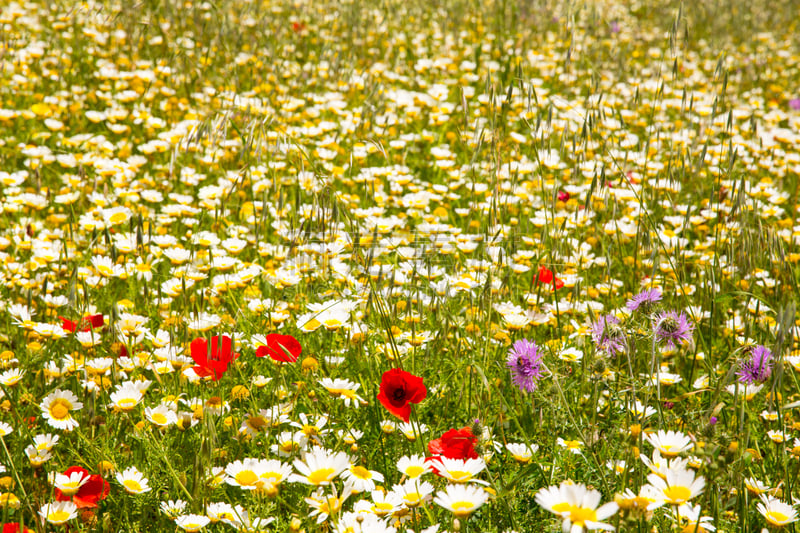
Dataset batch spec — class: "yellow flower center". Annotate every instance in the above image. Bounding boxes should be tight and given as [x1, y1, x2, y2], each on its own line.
[59, 481, 81, 495]
[451, 501, 476, 517]
[308, 468, 335, 485]
[280, 441, 297, 453]
[151, 413, 168, 425]
[341, 390, 357, 400]
[323, 318, 343, 330]
[303, 318, 321, 331]
[318, 497, 341, 515]
[49, 510, 71, 523]
[663, 485, 692, 503]
[235, 470, 258, 486]
[660, 445, 679, 457]
[206, 397, 222, 408]
[680, 525, 709, 533]
[124, 480, 143, 493]
[552, 502, 572, 513]
[447, 470, 471, 482]
[351, 466, 371, 480]
[569, 506, 598, 526]
[50, 399, 71, 420]
[404, 493, 422, 507]
[118, 398, 138, 410]
[406, 466, 425, 478]
[261, 472, 283, 484]
[765, 510, 790, 526]
[374, 502, 393, 515]
[628, 496, 652, 510]
[109, 212, 128, 225]
[247, 416, 267, 430]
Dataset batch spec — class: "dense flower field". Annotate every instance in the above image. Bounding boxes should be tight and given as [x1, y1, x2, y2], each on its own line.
[1, 0, 800, 531]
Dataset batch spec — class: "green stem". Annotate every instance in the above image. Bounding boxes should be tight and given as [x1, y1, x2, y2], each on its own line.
[0, 436, 35, 516]
[150, 430, 194, 502]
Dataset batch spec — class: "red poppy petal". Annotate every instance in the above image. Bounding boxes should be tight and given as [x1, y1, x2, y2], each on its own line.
[73, 475, 109, 508]
[537, 266, 554, 283]
[265, 334, 302, 363]
[404, 374, 427, 404]
[63, 466, 90, 478]
[59, 317, 77, 332]
[190, 338, 209, 365]
[377, 390, 411, 422]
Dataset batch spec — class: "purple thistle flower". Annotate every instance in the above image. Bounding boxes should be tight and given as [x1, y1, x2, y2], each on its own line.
[653, 310, 693, 350]
[591, 314, 627, 356]
[790, 98, 800, 111]
[626, 288, 662, 312]
[506, 339, 543, 393]
[737, 345, 773, 384]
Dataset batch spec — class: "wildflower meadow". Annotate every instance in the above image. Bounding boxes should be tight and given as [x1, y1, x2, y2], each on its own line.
[1, 0, 800, 531]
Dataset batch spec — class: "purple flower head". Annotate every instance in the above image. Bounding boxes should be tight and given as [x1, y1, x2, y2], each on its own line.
[790, 98, 800, 111]
[506, 339, 543, 393]
[653, 310, 693, 350]
[709, 416, 718, 426]
[736, 345, 773, 384]
[610, 20, 620, 34]
[592, 314, 627, 356]
[626, 288, 662, 313]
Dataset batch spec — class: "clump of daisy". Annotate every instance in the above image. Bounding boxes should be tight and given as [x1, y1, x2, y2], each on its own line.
[176, 514, 211, 532]
[116, 466, 151, 494]
[161, 499, 188, 520]
[506, 339, 543, 393]
[39, 501, 78, 525]
[652, 310, 693, 350]
[626, 287, 662, 313]
[536, 481, 619, 532]
[757, 494, 799, 527]
[592, 314, 627, 356]
[736, 345, 773, 384]
[434, 483, 490, 518]
[40, 389, 83, 431]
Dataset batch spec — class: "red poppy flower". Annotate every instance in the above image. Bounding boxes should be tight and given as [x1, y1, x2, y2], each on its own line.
[60, 314, 105, 333]
[54, 466, 109, 509]
[377, 368, 427, 422]
[557, 190, 570, 202]
[535, 265, 564, 290]
[255, 334, 302, 363]
[3, 524, 33, 533]
[190, 335, 239, 381]
[428, 426, 479, 460]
